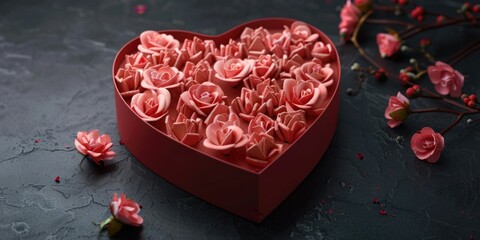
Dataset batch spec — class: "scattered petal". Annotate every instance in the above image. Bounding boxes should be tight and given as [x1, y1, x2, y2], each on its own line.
[35, 139, 41, 143]
[373, 197, 379, 204]
[135, 4, 147, 15]
[355, 153, 364, 159]
[54, 176, 60, 183]
[379, 209, 387, 215]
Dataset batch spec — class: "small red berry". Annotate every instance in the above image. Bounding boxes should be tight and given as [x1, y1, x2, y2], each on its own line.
[464, 2, 472, 10]
[379, 209, 388, 215]
[468, 101, 476, 108]
[413, 85, 421, 90]
[405, 66, 413, 72]
[399, 72, 411, 85]
[374, 68, 387, 80]
[464, 98, 471, 104]
[420, 38, 431, 47]
[398, 0, 407, 6]
[411, 6, 424, 20]
[474, 5, 480, 13]
[436, 15, 445, 24]
[373, 197, 379, 204]
[406, 88, 415, 97]
[469, 94, 477, 102]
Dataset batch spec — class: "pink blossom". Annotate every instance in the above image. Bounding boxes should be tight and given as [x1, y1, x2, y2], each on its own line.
[214, 39, 246, 60]
[115, 66, 142, 97]
[293, 62, 334, 86]
[109, 193, 143, 226]
[376, 33, 401, 58]
[311, 41, 334, 63]
[203, 119, 248, 155]
[181, 37, 214, 64]
[131, 89, 171, 122]
[138, 31, 180, 54]
[289, 21, 319, 44]
[410, 127, 445, 163]
[339, 0, 361, 42]
[252, 55, 279, 79]
[427, 61, 464, 97]
[165, 113, 203, 146]
[142, 66, 184, 90]
[240, 27, 270, 57]
[275, 110, 307, 143]
[246, 133, 282, 168]
[384, 92, 409, 128]
[213, 57, 254, 87]
[183, 60, 213, 87]
[284, 79, 329, 116]
[230, 88, 267, 121]
[177, 82, 226, 117]
[74, 130, 115, 164]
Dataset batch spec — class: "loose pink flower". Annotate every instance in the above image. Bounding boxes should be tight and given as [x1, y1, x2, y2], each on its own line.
[275, 110, 307, 143]
[289, 21, 319, 44]
[284, 79, 329, 116]
[165, 113, 203, 146]
[131, 89, 171, 122]
[246, 133, 283, 168]
[115, 66, 142, 97]
[213, 57, 254, 87]
[427, 61, 464, 97]
[177, 82, 226, 117]
[74, 130, 115, 164]
[376, 33, 401, 58]
[109, 193, 143, 227]
[203, 119, 248, 155]
[138, 31, 180, 54]
[410, 127, 445, 163]
[384, 92, 409, 128]
[339, 0, 361, 42]
[142, 66, 184, 90]
[293, 62, 334, 86]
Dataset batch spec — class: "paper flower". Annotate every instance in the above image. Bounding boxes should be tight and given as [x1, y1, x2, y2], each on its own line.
[247, 113, 275, 137]
[74, 130, 115, 165]
[311, 41, 334, 63]
[138, 31, 180, 54]
[100, 193, 143, 236]
[339, 0, 361, 42]
[240, 27, 270, 57]
[293, 62, 334, 86]
[181, 37, 214, 64]
[124, 52, 152, 70]
[230, 87, 267, 121]
[384, 92, 410, 128]
[427, 61, 464, 97]
[214, 39, 246, 60]
[252, 55, 279, 79]
[203, 119, 248, 155]
[177, 82, 226, 117]
[183, 60, 213, 87]
[256, 81, 287, 117]
[266, 31, 290, 57]
[141, 66, 184, 90]
[410, 127, 445, 163]
[165, 113, 203, 146]
[115, 66, 142, 97]
[376, 33, 401, 58]
[275, 110, 307, 143]
[289, 21, 319, 44]
[246, 133, 283, 168]
[284, 79, 328, 116]
[150, 49, 188, 69]
[131, 89, 171, 122]
[214, 57, 254, 87]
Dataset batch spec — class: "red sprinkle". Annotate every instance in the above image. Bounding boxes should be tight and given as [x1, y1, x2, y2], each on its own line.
[119, 140, 125, 145]
[327, 209, 334, 215]
[373, 197, 379, 204]
[54, 176, 60, 183]
[355, 153, 365, 159]
[65, 144, 71, 149]
[379, 209, 387, 215]
[135, 4, 147, 14]
[35, 139, 41, 143]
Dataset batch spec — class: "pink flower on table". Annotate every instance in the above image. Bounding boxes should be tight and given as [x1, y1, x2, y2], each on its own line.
[339, 0, 361, 42]
[376, 33, 401, 58]
[240, 27, 270, 57]
[384, 92, 409, 128]
[293, 62, 334, 86]
[311, 41, 334, 63]
[213, 57, 254, 87]
[115, 66, 142, 97]
[410, 127, 445, 163]
[214, 39, 247, 61]
[141, 66, 184, 90]
[256, 80, 286, 117]
[427, 61, 464, 97]
[203, 119, 248, 155]
[247, 113, 275, 138]
[138, 31, 180, 54]
[109, 193, 143, 227]
[230, 88, 267, 121]
[289, 21, 319, 44]
[165, 113, 203, 146]
[183, 60, 213, 87]
[246, 133, 283, 168]
[74, 130, 115, 164]
[275, 110, 307, 143]
[131, 89, 171, 122]
[177, 82, 226, 117]
[252, 55, 279, 79]
[124, 52, 152, 70]
[284, 79, 329, 116]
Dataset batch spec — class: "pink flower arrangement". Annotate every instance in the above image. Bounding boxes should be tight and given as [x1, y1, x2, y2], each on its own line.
[427, 61, 464, 97]
[384, 92, 410, 128]
[74, 130, 115, 165]
[410, 127, 445, 163]
[114, 22, 338, 169]
[376, 33, 401, 58]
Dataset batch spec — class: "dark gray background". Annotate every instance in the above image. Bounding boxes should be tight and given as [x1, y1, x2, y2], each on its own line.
[0, 0, 479, 239]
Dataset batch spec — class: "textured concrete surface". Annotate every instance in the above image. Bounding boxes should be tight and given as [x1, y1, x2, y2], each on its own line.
[0, 0, 479, 239]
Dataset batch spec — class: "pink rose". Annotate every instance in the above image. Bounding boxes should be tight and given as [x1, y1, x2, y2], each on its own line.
[410, 127, 445, 163]
[284, 79, 328, 116]
[230, 88, 267, 121]
[275, 110, 307, 143]
[427, 61, 464, 97]
[141, 66, 184, 90]
[177, 82, 226, 117]
[252, 55, 279, 79]
[384, 92, 409, 128]
[339, 0, 361, 42]
[203, 119, 248, 155]
[183, 60, 213, 87]
[240, 27, 270, 57]
[376, 33, 401, 58]
[293, 62, 334, 86]
[247, 113, 275, 138]
[289, 21, 319, 44]
[354, 0, 372, 13]
[74, 130, 115, 164]
[115, 66, 142, 97]
[165, 113, 203, 146]
[213, 58, 254, 87]
[279, 54, 305, 75]
[125, 52, 152, 70]
[311, 41, 333, 63]
[214, 40, 246, 61]
[181, 37, 214, 64]
[150, 49, 188, 69]
[138, 31, 180, 54]
[256, 80, 286, 117]
[109, 193, 143, 227]
[288, 42, 309, 59]
[204, 104, 230, 125]
[246, 133, 283, 168]
[243, 75, 270, 90]
[131, 89, 171, 122]
[266, 31, 291, 57]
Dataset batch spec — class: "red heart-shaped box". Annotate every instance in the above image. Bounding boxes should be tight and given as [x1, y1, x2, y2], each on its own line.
[112, 18, 340, 222]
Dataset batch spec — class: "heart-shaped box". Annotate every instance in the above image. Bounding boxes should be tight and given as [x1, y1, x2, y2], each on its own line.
[112, 18, 340, 222]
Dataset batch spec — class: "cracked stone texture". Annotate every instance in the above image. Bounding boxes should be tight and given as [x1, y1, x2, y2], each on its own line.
[0, 0, 479, 239]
